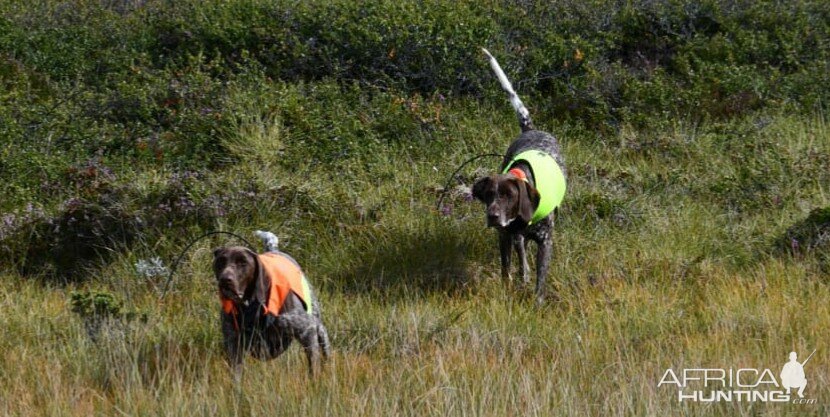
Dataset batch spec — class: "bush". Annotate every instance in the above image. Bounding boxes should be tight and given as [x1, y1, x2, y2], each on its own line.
[70, 289, 146, 342]
[1, 0, 828, 278]
[775, 206, 830, 272]
[2, 0, 827, 132]
[778, 207, 830, 254]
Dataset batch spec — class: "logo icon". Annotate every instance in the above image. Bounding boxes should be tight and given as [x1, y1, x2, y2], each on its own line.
[658, 349, 818, 405]
[781, 349, 815, 398]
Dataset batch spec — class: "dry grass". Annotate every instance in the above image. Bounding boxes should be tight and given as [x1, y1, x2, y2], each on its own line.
[1, 113, 829, 416]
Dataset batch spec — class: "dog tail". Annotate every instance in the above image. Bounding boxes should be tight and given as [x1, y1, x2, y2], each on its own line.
[482, 48, 534, 132]
[254, 230, 279, 252]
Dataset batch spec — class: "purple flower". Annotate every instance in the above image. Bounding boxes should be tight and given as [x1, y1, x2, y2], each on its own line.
[2, 214, 15, 228]
[62, 198, 82, 211]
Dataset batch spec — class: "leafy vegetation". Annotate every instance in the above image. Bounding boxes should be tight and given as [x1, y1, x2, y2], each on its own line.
[0, 0, 828, 415]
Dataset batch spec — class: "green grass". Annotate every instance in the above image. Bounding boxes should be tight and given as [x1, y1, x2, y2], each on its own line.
[2, 112, 829, 416]
[1, 0, 830, 415]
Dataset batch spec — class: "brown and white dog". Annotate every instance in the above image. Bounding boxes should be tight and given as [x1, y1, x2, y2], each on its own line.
[472, 49, 568, 304]
[213, 238, 329, 378]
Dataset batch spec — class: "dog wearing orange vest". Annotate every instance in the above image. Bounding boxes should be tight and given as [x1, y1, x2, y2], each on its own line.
[213, 241, 330, 378]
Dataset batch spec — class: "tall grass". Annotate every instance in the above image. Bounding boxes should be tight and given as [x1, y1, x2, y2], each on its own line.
[2, 111, 829, 416]
[2, 1, 829, 415]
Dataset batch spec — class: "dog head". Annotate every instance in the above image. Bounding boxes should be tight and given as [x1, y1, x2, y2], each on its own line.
[213, 246, 268, 306]
[472, 174, 540, 228]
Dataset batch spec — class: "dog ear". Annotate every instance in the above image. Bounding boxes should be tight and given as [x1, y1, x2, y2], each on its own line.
[514, 179, 540, 224]
[525, 181, 540, 210]
[213, 247, 224, 259]
[472, 176, 492, 202]
[244, 248, 269, 305]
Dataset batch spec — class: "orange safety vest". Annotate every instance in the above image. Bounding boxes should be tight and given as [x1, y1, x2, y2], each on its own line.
[220, 252, 312, 322]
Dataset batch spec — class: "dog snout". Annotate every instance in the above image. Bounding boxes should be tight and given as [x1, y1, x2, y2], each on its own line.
[218, 275, 234, 286]
[486, 205, 504, 227]
[217, 274, 241, 297]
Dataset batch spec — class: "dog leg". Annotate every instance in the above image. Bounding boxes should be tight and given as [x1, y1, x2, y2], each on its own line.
[221, 313, 244, 382]
[279, 313, 323, 376]
[317, 322, 331, 362]
[513, 235, 530, 285]
[301, 333, 321, 377]
[309, 297, 331, 362]
[534, 235, 552, 305]
[311, 298, 331, 362]
[499, 231, 512, 281]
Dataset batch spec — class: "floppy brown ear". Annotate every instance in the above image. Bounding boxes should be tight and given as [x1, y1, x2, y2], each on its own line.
[244, 248, 269, 304]
[213, 247, 224, 259]
[514, 179, 540, 224]
[472, 176, 492, 202]
[525, 181, 540, 210]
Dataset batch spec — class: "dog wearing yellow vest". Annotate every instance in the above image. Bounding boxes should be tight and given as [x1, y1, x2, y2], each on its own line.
[214, 233, 329, 378]
[472, 49, 568, 304]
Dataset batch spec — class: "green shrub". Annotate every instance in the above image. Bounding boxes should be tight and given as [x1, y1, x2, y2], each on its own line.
[778, 207, 830, 254]
[70, 289, 125, 318]
[774, 206, 830, 272]
[1, 0, 829, 278]
[70, 289, 147, 343]
[3, 0, 827, 132]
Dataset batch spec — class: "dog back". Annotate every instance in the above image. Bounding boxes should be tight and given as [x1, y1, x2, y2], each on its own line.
[260, 252, 312, 315]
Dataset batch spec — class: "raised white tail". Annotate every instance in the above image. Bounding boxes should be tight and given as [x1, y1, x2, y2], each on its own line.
[482, 48, 534, 132]
[254, 230, 279, 252]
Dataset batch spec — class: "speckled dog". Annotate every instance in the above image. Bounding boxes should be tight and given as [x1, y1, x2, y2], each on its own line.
[472, 49, 568, 304]
[214, 232, 329, 378]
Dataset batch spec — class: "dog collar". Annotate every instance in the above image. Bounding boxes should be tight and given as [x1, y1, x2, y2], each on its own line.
[507, 167, 528, 182]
